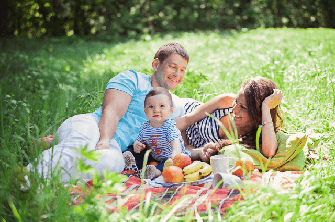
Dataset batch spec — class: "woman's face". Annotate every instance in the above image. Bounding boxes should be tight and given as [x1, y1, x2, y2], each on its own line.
[232, 91, 253, 137]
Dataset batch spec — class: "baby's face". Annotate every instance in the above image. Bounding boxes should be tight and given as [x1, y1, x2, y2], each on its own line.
[144, 94, 173, 126]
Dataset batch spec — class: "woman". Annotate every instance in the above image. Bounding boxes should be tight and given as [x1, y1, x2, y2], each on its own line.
[179, 76, 283, 162]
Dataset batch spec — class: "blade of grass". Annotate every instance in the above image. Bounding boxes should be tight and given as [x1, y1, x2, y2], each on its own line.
[7, 197, 22, 222]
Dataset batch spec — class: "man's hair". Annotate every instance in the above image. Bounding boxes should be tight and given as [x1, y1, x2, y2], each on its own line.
[154, 43, 189, 63]
[144, 87, 173, 108]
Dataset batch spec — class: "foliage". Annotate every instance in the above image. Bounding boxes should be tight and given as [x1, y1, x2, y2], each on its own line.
[2, 0, 335, 38]
[0, 28, 335, 220]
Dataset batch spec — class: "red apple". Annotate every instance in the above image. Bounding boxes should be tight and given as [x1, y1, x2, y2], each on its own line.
[173, 153, 192, 169]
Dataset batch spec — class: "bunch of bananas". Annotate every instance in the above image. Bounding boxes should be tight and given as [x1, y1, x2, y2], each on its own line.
[183, 161, 212, 182]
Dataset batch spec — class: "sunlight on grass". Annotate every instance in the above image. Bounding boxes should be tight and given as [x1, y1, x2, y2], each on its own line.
[1, 28, 335, 221]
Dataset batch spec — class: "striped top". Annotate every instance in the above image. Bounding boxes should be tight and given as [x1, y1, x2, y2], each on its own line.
[137, 119, 190, 161]
[184, 100, 232, 148]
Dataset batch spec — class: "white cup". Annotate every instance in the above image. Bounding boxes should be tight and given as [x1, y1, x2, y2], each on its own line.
[212, 173, 241, 189]
[210, 154, 236, 174]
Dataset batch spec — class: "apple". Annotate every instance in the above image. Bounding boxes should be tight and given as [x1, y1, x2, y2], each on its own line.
[173, 153, 192, 169]
[232, 158, 255, 177]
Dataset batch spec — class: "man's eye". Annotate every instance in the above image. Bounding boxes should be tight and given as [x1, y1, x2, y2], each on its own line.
[169, 65, 176, 69]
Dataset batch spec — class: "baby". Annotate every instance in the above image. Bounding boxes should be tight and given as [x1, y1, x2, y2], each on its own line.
[133, 87, 190, 178]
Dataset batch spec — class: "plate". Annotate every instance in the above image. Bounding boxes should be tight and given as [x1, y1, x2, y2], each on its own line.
[153, 174, 213, 185]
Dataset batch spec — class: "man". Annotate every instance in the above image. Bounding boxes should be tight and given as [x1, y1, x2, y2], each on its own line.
[27, 43, 190, 182]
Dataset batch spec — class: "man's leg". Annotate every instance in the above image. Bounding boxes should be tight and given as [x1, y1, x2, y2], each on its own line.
[27, 114, 124, 182]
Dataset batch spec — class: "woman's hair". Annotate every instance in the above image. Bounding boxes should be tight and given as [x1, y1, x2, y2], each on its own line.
[154, 42, 189, 63]
[240, 76, 283, 147]
[144, 87, 173, 108]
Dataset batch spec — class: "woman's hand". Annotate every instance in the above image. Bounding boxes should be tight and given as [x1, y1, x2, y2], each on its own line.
[199, 142, 219, 163]
[95, 140, 110, 150]
[262, 89, 283, 109]
[133, 140, 146, 153]
[199, 148, 210, 163]
[203, 142, 219, 155]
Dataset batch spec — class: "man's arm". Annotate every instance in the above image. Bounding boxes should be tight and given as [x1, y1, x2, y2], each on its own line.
[95, 89, 132, 150]
[175, 93, 235, 131]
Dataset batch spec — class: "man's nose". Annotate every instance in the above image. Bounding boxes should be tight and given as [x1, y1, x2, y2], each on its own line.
[173, 69, 183, 77]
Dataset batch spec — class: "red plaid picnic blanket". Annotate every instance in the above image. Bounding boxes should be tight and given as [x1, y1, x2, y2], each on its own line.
[70, 170, 302, 214]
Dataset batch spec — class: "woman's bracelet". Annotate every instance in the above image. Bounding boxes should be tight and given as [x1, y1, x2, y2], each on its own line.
[261, 121, 273, 127]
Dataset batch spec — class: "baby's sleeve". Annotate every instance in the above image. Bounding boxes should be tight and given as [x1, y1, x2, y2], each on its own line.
[165, 119, 180, 143]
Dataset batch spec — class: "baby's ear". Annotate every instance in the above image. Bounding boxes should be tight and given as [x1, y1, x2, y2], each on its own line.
[170, 106, 173, 113]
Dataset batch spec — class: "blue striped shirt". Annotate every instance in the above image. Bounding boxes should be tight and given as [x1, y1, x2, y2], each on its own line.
[137, 119, 190, 161]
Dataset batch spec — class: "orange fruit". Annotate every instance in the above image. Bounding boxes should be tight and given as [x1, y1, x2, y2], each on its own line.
[232, 158, 254, 177]
[162, 166, 184, 183]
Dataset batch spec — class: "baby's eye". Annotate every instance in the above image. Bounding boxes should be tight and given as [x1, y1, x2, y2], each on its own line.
[160, 104, 165, 107]
[149, 105, 153, 108]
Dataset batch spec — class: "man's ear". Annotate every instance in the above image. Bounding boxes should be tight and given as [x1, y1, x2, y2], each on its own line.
[152, 58, 160, 71]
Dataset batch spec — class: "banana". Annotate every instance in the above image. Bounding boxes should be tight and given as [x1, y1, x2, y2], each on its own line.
[163, 158, 173, 170]
[198, 163, 212, 178]
[183, 161, 203, 175]
[184, 171, 202, 182]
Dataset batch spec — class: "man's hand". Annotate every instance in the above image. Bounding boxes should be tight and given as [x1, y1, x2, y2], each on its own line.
[95, 140, 109, 150]
[133, 140, 146, 153]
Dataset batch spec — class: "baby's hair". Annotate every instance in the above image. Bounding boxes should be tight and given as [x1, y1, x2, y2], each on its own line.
[144, 87, 173, 107]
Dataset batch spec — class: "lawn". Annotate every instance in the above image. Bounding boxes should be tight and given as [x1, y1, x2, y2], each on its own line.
[0, 28, 334, 221]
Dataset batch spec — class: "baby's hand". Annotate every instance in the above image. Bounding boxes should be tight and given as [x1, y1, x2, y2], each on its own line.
[134, 140, 146, 153]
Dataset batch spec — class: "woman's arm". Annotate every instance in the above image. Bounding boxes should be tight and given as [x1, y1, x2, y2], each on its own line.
[181, 130, 214, 162]
[260, 89, 283, 158]
[96, 89, 132, 150]
[175, 93, 235, 131]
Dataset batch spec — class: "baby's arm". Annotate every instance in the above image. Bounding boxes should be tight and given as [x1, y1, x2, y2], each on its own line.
[133, 140, 146, 153]
[170, 139, 183, 159]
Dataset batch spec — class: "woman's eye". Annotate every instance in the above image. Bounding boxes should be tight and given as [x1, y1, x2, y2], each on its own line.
[232, 100, 236, 106]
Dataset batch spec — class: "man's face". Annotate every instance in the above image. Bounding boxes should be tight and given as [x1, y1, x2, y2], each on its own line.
[152, 53, 188, 90]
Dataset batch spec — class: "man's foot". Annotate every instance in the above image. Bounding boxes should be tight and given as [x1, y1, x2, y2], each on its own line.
[134, 165, 156, 180]
[123, 151, 139, 172]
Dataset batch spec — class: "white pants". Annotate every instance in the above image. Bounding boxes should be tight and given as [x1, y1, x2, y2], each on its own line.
[27, 114, 125, 182]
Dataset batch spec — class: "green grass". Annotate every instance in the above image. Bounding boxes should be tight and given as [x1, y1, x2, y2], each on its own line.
[1, 28, 335, 221]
